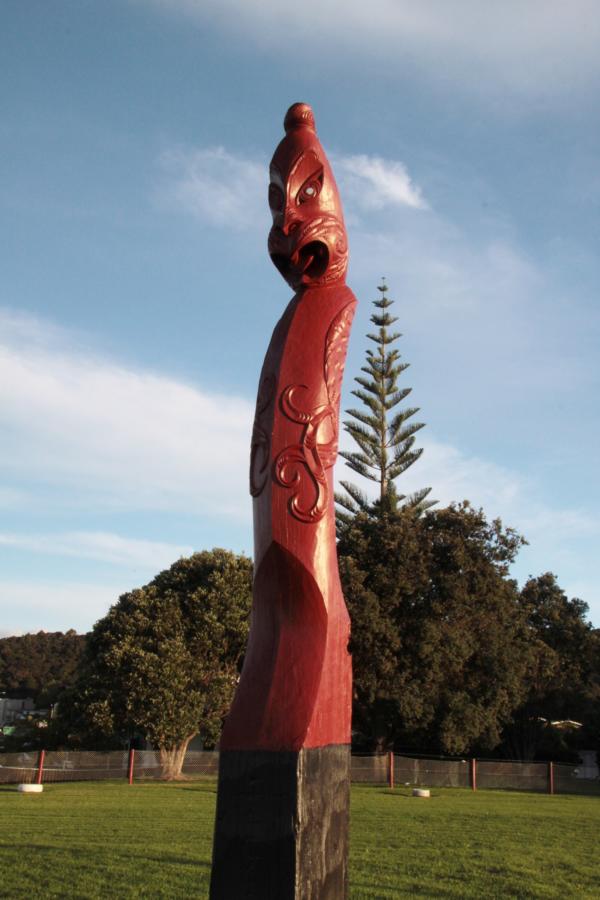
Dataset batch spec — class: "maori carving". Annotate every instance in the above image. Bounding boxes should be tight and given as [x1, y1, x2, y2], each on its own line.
[274, 301, 355, 522]
[275, 383, 335, 523]
[211, 102, 357, 900]
[267, 105, 348, 292]
[249, 373, 275, 497]
[268, 214, 348, 290]
[219, 101, 356, 752]
[324, 300, 356, 405]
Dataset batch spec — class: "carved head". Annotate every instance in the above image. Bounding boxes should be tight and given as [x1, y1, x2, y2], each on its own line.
[268, 103, 348, 291]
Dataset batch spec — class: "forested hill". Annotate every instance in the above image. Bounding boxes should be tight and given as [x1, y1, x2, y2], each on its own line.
[0, 631, 87, 704]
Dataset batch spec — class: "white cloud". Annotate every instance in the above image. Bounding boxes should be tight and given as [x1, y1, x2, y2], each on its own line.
[2, 308, 598, 625]
[0, 532, 193, 568]
[146, 0, 600, 97]
[157, 144, 428, 231]
[0, 487, 30, 510]
[394, 435, 520, 511]
[155, 143, 574, 417]
[0, 308, 253, 518]
[336, 428, 600, 624]
[344, 211, 596, 402]
[0, 581, 125, 633]
[518, 508, 599, 542]
[400, 436, 599, 546]
[335, 155, 428, 211]
[337, 430, 522, 523]
[156, 145, 267, 230]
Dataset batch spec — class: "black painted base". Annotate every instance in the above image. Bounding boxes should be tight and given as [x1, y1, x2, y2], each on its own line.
[209, 744, 350, 900]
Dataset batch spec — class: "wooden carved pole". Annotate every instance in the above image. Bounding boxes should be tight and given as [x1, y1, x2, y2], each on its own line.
[209, 103, 356, 900]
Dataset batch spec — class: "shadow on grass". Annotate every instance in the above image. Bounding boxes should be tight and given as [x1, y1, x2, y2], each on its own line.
[175, 785, 217, 794]
[7, 843, 211, 871]
[4, 844, 87, 855]
[141, 856, 211, 869]
[351, 880, 461, 898]
[355, 790, 434, 802]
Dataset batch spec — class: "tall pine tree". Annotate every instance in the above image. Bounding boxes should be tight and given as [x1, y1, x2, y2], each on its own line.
[336, 279, 434, 532]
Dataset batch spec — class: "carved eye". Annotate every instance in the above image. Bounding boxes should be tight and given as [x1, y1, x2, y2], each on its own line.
[269, 183, 284, 212]
[297, 171, 323, 205]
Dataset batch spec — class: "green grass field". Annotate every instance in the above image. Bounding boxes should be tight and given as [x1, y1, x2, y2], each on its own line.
[1, 782, 598, 899]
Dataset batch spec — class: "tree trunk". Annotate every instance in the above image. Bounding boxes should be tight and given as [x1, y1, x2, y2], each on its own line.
[158, 736, 194, 780]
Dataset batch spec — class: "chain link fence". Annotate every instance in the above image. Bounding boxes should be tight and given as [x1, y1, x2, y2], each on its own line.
[0, 752, 40, 785]
[1, 749, 598, 796]
[476, 759, 548, 792]
[554, 761, 600, 795]
[394, 755, 471, 788]
[352, 754, 470, 788]
[134, 750, 220, 779]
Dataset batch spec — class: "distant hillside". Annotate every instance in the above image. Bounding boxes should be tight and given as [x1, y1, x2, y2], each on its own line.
[0, 630, 87, 704]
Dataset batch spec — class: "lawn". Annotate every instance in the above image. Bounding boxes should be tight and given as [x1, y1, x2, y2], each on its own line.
[1, 782, 598, 898]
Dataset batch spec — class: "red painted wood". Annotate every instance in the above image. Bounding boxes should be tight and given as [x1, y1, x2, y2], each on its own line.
[128, 748, 135, 785]
[35, 749, 45, 785]
[221, 104, 356, 752]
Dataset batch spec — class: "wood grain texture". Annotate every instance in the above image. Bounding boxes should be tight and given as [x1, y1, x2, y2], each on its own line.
[209, 746, 350, 900]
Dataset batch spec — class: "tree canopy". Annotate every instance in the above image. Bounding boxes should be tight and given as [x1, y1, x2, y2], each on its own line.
[55, 549, 253, 777]
[339, 502, 535, 754]
[500, 573, 600, 761]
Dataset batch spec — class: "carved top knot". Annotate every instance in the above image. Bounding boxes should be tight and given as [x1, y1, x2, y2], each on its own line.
[284, 103, 316, 134]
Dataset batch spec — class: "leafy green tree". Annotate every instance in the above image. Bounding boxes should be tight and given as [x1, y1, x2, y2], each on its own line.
[339, 502, 533, 754]
[501, 573, 600, 761]
[336, 280, 434, 532]
[56, 550, 252, 778]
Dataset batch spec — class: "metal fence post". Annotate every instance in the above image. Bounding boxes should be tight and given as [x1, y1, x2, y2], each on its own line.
[128, 748, 135, 785]
[388, 751, 394, 789]
[548, 760, 554, 795]
[470, 757, 477, 791]
[35, 749, 46, 785]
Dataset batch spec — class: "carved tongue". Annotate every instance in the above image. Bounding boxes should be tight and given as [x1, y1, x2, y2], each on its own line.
[291, 248, 314, 275]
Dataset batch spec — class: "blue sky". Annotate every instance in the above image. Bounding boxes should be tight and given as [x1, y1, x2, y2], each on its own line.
[2, 0, 599, 633]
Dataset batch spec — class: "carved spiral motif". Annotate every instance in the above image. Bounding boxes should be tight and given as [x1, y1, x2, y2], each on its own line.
[274, 385, 337, 523]
[273, 301, 356, 523]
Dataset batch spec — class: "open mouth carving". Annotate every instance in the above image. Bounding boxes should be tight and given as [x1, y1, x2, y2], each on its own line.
[270, 240, 329, 285]
[297, 241, 329, 280]
[268, 214, 347, 289]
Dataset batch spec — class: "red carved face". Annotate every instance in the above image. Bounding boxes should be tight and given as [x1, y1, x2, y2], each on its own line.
[268, 103, 348, 292]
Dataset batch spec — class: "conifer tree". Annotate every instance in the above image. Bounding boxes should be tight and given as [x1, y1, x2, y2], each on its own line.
[336, 279, 434, 532]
